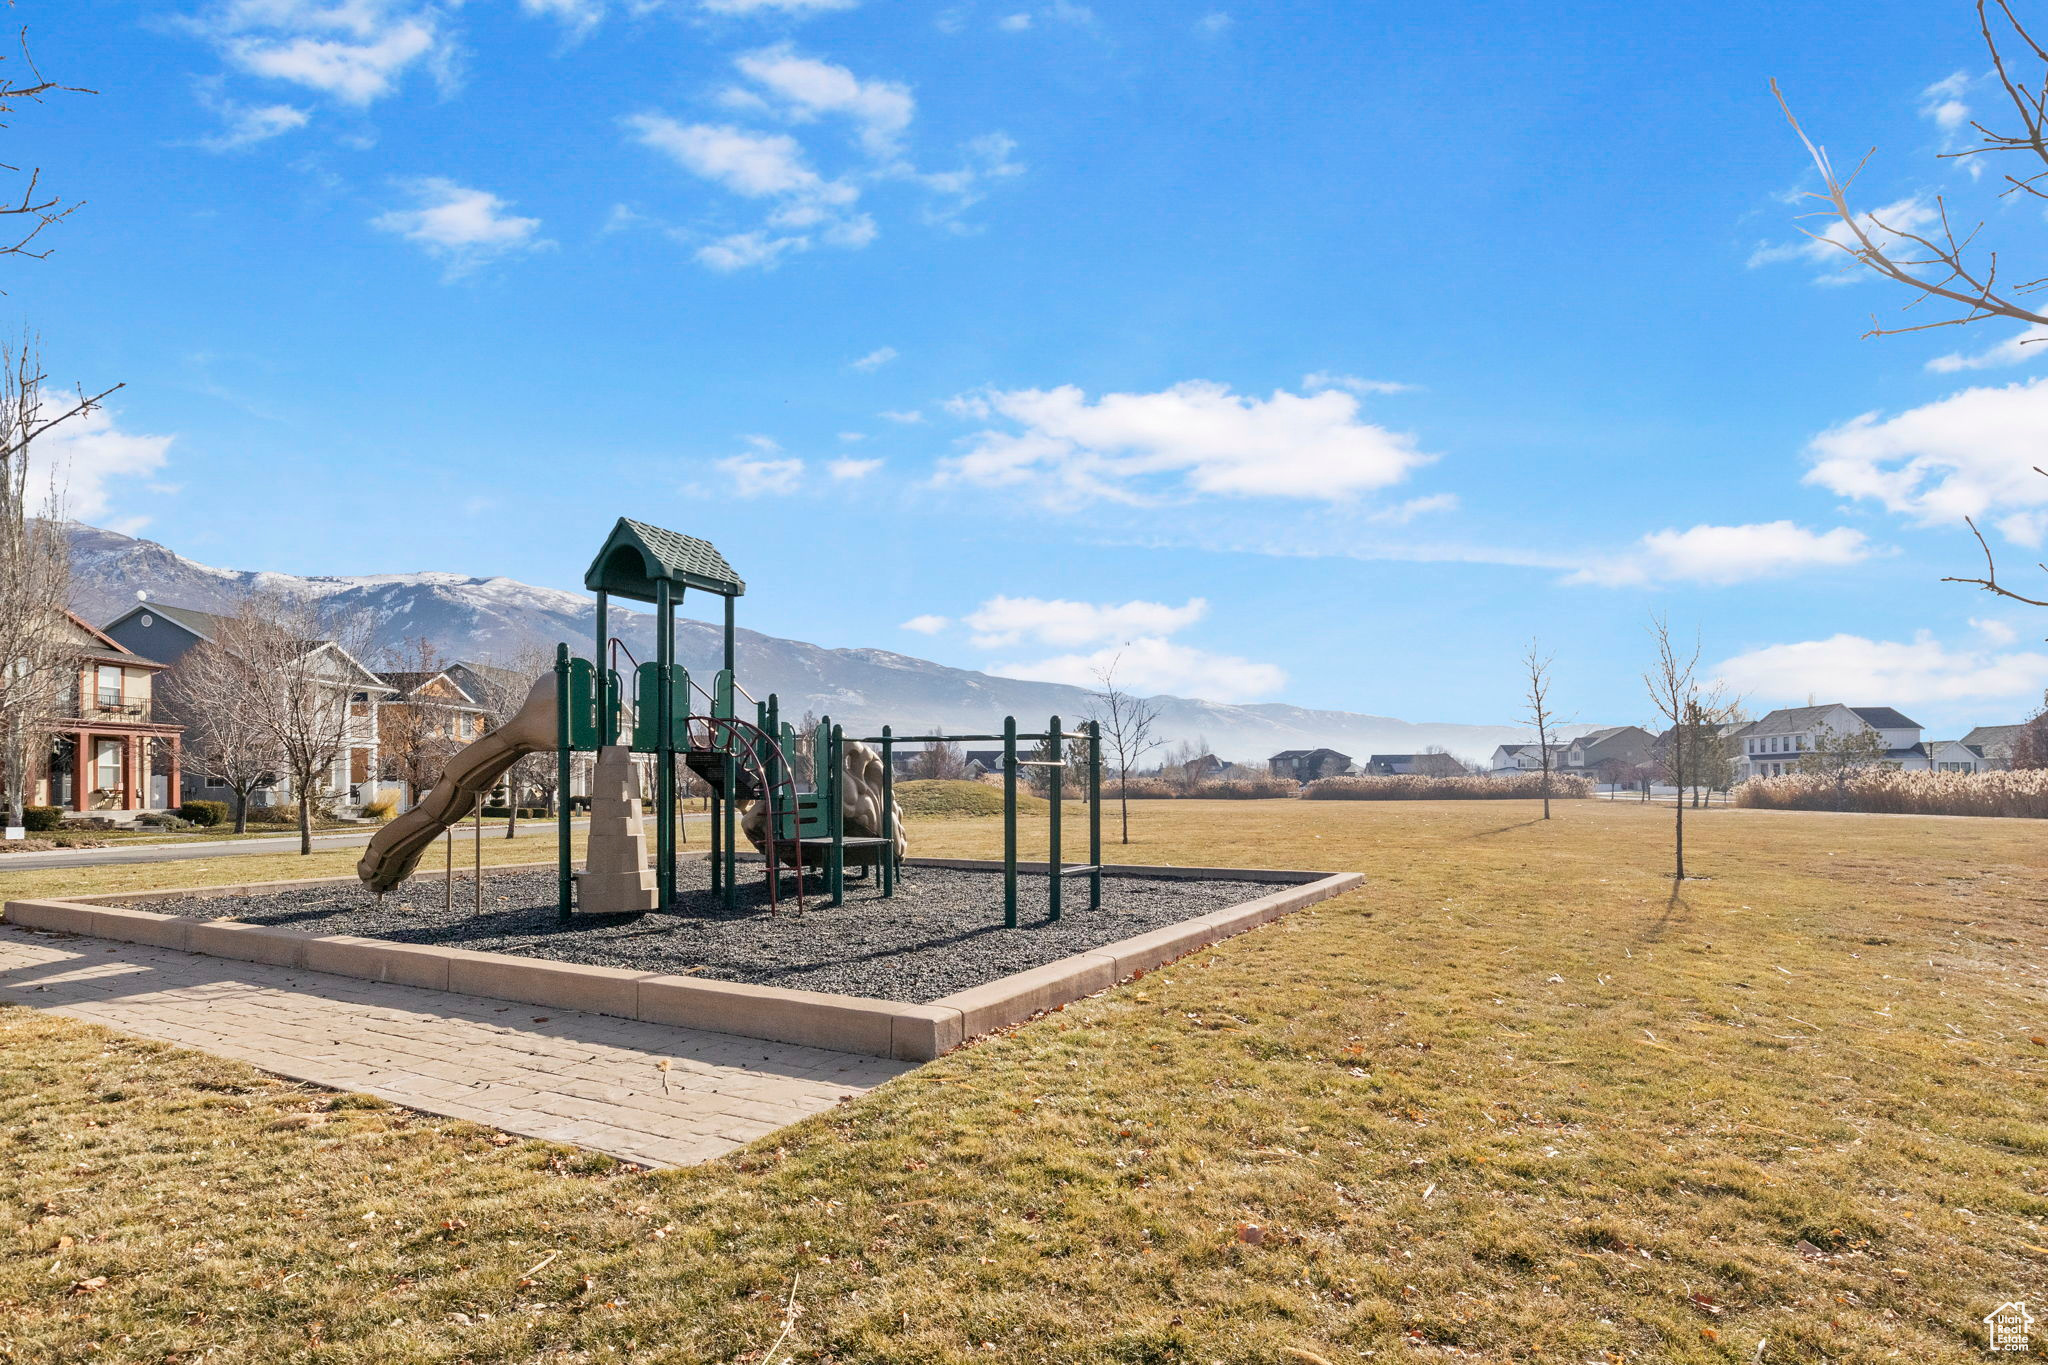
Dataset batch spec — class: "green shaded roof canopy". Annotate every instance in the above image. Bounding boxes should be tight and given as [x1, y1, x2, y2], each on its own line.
[583, 518, 745, 603]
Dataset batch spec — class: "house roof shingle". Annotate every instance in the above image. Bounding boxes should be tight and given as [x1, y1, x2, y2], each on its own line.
[1851, 706, 1921, 731]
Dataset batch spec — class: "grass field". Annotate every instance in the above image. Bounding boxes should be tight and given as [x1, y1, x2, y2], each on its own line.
[2, 798, 2045, 1362]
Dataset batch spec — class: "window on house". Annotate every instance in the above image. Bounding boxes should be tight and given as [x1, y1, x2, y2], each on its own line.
[95, 664, 122, 708]
[94, 739, 121, 792]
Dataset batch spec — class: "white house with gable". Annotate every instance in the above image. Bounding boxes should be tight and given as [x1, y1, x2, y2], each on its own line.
[1737, 704, 1927, 781]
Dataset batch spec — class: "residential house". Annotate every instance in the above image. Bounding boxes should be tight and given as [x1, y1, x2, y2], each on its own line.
[1180, 753, 1227, 781]
[1962, 723, 2024, 770]
[1561, 726, 1656, 784]
[1487, 742, 1569, 778]
[1365, 752, 1466, 777]
[376, 670, 488, 804]
[101, 601, 394, 809]
[1926, 738, 1988, 774]
[1735, 704, 1927, 780]
[8, 612, 185, 819]
[1268, 748, 1353, 783]
[963, 749, 1005, 779]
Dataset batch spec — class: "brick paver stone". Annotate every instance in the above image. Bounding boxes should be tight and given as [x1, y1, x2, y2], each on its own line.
[0, 925, 910, 1167]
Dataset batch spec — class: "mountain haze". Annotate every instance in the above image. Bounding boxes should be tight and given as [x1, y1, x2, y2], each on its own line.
[64, 523, 1573, 764]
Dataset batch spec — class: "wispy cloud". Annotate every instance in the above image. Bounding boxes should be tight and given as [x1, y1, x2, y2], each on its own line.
[1717, 630, 2048, 707]
[370, 177, 550, 276]
[1565, 521, 1876, 587]
[850, 345, 898, 371]
[937, 380, 1433, 506]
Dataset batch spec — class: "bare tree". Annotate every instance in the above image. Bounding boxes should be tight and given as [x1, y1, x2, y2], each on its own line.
[1797, 724, 1891, 808]
[377, 636, 464, 815]
[1086, 654, 1164, 843]
[0, 28, 91, 263]
[234, 593, 379, 855]
[906, 734, 967, 781]
[157, 629, 281, 833]
[461, 647, 553, 835]
[1522, 638, 1561, 820]
[1773, 3, 2048, 606]
[0, 341, 114, 837]
[1644, 618, 1734, 879]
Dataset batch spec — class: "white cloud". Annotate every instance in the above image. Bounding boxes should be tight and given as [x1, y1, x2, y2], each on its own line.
[998, 12, 1031, 29]
[1973, 616, 2021, 645]
[626, 117, 834, 198]
[937, 380, 1433, 506]
[370, 178, 548, 275]
[1369, 492, 1459, 525]
[900, 613, 949, 634]
[695, 229, 809, 271]
[879, 408, 924, 424]
[1196, 11, 1231, 33]
[1804, 376, 2048, 539]
[215, 4, 442, 106]
[850, 345, 897, 371]
[962, 594, 1209, 648]
[1921, 71, 1971, 134]
[1566, 521, 1876, 587]
[1716, 631, 2048, 707]
[735, 45, 913, 156]
[198, 99, 310, 151]
[1747, 195, 1940, 283]
[827, 456, 880, 480]
[1927, 322, 2048, 373]
[520, 0, 605, 30]
[718, 452, 805, 496]
[992, 637, 1285, 703]
[1302, 371, 1415, 396]
[701, 0, 858, 12]
[26, 396, 174, 528]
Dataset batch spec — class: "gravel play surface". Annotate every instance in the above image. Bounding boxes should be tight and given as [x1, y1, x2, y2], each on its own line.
[146, 862, 1281, 1003]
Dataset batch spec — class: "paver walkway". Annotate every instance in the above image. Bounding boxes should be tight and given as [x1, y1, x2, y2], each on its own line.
[0, 924, 910, 1167]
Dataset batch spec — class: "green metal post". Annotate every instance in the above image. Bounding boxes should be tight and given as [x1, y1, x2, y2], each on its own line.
[655, 580, 674, 909]
[594, 590, 609, 737]
[1003, 715, 1018, 928]
[829, 723, 846, 907]
[723, 594, 735, 674]
[555, 644, 572, 921]
[1087, 719, 1102, 909]
[1048, 715, 1063, 922]
[880, 724, 895, 897]
[722, 748, 738, 913]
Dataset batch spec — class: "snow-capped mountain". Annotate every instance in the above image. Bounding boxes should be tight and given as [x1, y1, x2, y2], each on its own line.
[64, 523, 1578, 764]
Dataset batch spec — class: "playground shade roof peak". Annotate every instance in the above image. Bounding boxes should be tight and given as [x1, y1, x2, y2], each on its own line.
[584, 518, 745, 603]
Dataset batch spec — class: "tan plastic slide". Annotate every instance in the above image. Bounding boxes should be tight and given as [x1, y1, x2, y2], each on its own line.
[357, 672, 555, 894]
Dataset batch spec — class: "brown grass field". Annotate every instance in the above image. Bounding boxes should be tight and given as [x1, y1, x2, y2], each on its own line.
[1, 798, 2045, 1363]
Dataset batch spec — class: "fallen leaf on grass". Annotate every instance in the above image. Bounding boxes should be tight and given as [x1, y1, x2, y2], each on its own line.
[266, 1114, 328, 1131]
[1236, 1223, 1265, 1245]
[68, 1277, 106, 1296]
[1281, 1349, 1335, 1365]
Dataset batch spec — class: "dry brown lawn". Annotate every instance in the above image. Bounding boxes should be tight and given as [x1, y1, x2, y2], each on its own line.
[1, 798, 2044, 1363]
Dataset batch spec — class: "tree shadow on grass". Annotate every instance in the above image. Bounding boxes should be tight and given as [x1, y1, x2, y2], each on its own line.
[1639, 880, 1699, 944]
[1463, 818, 1545, 840]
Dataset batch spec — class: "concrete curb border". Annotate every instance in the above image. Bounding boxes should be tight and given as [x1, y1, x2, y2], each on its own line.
[4, 861, 1363, 1061]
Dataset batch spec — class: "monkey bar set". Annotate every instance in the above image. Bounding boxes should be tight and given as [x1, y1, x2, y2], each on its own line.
[545, 519, 1102, 927]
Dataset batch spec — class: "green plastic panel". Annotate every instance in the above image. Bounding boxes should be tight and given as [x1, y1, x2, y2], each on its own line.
[565, 658, 601, 751]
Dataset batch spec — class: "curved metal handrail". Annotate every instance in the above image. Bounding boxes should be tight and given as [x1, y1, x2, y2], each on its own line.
[687, 711, 806, 914]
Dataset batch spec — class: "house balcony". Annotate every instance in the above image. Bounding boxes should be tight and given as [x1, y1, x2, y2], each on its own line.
[87, 700, 151, 722]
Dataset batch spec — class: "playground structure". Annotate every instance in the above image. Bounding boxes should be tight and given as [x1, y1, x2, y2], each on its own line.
[358, 518, 1104, 927]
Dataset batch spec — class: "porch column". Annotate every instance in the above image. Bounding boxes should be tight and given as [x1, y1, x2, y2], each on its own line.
[73, 731, 91, 811]
[167, 735, 181, 810]
[125, 734, 140, 810]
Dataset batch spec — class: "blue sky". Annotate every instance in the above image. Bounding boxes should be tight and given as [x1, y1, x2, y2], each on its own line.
[17, 0, 2048, 734]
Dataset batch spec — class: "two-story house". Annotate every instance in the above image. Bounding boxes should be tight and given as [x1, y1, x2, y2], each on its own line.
[1269, 748, 1354, 783]
[12, 613, 185, 819]
[102, 601, 393, 809]
[1736, 704, 1927, 780]
[1487, 742, 1569, 778]
[1560, 726, 1656, 784]
[1962, 723, 2024, 769]
[1365, 752, 1466, 777]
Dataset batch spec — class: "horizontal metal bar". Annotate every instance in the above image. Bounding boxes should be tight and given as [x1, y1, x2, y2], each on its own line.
[1056, 864, 1099, 876]
[1015, 760, 1066, 767]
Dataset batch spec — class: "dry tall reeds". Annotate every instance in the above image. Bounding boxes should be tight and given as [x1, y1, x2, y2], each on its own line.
[1734, 768, 2048, 818]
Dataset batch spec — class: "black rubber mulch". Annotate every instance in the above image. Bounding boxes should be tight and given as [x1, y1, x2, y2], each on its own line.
[148, 861, 1277, 1004]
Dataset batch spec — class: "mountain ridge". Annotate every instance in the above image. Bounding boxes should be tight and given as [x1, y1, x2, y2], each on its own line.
[63, 522, 1580, 764]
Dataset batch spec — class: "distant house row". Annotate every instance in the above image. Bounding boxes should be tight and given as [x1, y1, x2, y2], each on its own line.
[1728, 705, 2014, 780]
[15, 599, 514, 822]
